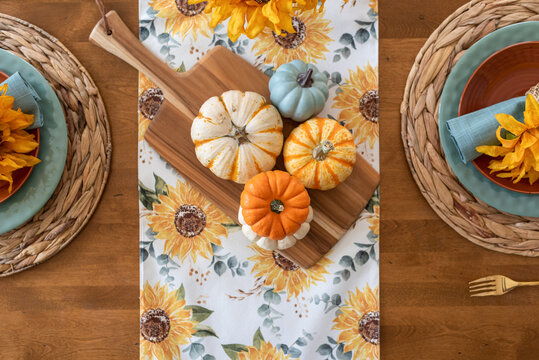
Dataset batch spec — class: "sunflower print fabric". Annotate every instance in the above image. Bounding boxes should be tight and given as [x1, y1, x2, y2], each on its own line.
[146, 180, 232, 263]
[139, 1, 379, 359]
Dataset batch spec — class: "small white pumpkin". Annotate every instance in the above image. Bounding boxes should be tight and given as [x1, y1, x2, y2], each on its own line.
[191, 90, 284, 184]
[238, 205, 314, 250]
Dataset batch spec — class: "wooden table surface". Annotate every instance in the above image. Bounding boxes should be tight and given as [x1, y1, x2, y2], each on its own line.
[0, 0, 538, 359]
[0, 1, 140, 358]
[381, 1, 539, 359]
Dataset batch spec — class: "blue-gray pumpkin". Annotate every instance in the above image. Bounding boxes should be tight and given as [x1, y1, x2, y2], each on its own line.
[269, 60, 329, 122]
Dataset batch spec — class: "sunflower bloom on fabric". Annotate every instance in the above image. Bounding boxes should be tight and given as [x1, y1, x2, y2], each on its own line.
[150, 0, 212, 41]
[333, 285, 379, 360]
[248, 245, 331, 299]
[140, 282, 196, 360]
[146, 180, 231, 263]
[367, 205, 379, 238]
[476, 94, 539, 184]
[237, 341, 291, 360]
[188, 0, 326, 42]
[138, 73, 163, 141]
[333, 64, 379, 148]
[251, 8, 332, 67]
[0, 84, 40, 193]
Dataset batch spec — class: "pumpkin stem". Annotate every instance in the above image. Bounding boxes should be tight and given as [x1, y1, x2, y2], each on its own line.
[297, 68, 314, 88]
[312, 139, 335, 161]
[270, 199, 285, 214]
[231, 125, 249, 144]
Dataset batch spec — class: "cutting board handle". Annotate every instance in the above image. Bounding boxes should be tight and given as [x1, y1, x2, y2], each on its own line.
[89, 10, 193, 115]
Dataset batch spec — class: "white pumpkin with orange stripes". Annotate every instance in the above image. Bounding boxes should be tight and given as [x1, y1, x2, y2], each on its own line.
[283, 118, 356, 190]
[191, 90, 284, 184]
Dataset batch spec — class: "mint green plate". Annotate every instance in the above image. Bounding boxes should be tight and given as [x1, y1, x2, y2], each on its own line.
[439, 22, 539, 217]
[0, 49, 68, 234]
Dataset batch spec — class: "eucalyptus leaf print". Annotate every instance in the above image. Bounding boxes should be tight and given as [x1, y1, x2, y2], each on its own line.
[332, 7, 378, 63]
[140, 7, 159, 41]
[209, 24, 249, 55]
[209, 243, 248, 277]
[139, 0, 379, 358]
[312, 292, 343, 315]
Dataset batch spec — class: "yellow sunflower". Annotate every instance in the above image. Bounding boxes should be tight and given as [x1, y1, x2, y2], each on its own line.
[140, 282, 196, 360]
[150, 0, 212, 41]
[146, 180, 231, 263]
[332, 285, 379, 360]
[0, 84, 41, 192]
[333, 64, 379, 148]
[367, 205, 379, 238]
[238, 341, 290, 360]
[138, 73, 163, 141]
[251, 9, 333, 67]
[248, 245, 331, 299]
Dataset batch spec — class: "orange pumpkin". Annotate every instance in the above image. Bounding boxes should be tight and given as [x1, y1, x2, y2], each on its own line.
[239, 170, 313, 250]
[283, 118, 356, 190]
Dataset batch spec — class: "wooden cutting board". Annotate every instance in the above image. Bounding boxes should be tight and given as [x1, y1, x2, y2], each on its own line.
[90, 11, 380, 268]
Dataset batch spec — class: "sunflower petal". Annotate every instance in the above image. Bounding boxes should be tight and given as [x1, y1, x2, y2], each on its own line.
[227, 6, 246, 42]
[494, 171, 513, 178]
[495, 113, 528, 136]
[523, 110, 539, 129]
[530, 141, 539, 170]
[476, 145, 512, 157]
[495, 126, 520, 148]
[525, 93, 539, 113]
[520, 131, 538, 149]
[529, 168, 539, 185]
[488, 159, 506, 172]
[244, 7, 266, 38]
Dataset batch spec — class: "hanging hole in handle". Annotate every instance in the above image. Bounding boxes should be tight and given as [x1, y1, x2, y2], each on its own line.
[95, 0, 112, 36]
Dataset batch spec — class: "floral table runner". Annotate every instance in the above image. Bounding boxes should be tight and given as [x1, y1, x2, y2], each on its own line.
[138, 1, 379, 359]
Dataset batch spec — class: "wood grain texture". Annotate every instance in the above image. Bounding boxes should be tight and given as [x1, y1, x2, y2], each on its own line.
[91, 11, 380, 268]
[0, 2, 139, 359]
[381, 1, 539, 359]
[2, 1, 537, 359]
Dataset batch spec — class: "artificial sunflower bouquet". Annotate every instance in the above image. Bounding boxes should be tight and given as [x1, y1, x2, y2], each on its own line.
[0, 84, 40, 193]
[476, 93, 539, 185]
[188, 0, 326, 41]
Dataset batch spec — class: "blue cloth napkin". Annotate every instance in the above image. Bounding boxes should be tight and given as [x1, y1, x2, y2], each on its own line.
[0, 72, 43, 129]
[446, 96, 526, 163]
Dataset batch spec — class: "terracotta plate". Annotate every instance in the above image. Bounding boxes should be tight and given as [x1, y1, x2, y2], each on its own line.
[459, 41, 539, 194]
[0, 70, 40, 203]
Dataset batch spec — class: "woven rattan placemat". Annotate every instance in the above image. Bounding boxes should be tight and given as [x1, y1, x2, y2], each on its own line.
[0, 14, 111, 275]
[401, 0, 539, 257]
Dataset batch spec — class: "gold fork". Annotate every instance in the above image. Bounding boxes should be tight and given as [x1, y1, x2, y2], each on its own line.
[469, 275, 539, 297]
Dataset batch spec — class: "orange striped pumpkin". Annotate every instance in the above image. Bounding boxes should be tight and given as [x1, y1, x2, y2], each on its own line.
[283, 118, 356, 190]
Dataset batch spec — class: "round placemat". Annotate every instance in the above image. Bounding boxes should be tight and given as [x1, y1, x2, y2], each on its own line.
[401, 0, 539, 257]
[0, 13, 111, 275]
